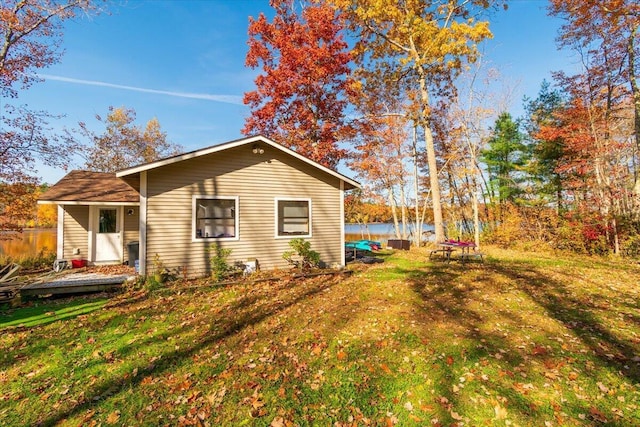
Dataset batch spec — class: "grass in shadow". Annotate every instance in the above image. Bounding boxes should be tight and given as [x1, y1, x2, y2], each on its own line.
[0, 297, 108, 329]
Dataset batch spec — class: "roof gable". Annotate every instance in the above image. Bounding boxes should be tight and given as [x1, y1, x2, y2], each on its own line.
[116, 135, 360, 190]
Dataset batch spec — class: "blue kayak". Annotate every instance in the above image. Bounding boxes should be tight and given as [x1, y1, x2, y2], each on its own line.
[345, 240, 382, 251]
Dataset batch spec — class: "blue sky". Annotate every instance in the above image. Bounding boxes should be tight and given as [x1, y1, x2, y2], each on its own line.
[15, 0, 577, 184]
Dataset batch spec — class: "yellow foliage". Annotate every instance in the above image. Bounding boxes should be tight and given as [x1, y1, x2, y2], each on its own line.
[334, 0, 494, 68]
[36, 204, 57, 228]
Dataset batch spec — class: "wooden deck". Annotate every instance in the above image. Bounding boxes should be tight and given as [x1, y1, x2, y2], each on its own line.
[18, 271, 133, 297]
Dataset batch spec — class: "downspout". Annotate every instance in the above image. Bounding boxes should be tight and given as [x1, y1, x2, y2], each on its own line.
[139, 171, 148, 276]
[340, 180, 346, 267]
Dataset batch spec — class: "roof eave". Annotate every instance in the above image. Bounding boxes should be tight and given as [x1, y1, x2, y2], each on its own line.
[116, 135, 362, 189]
[37, 200, 140, 206]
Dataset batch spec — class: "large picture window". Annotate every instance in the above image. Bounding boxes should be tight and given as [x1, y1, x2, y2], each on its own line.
[276, 198, 311, 237]
[193, 196, 238, 240]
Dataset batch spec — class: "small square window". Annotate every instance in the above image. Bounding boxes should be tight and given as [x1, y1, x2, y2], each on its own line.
[193, 196, 238, 240]
[98, 208, 117, 233]
[276, 199, 311, 237]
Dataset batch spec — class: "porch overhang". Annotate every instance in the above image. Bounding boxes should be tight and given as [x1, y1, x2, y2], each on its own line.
[38, 200, 140, 206]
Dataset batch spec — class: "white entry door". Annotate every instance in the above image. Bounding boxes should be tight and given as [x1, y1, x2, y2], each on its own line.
[94, 207, 121, 262]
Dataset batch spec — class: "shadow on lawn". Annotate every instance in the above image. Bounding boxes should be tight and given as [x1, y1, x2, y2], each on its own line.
[390, 255, 640, 424]
[407, 258, 640, 387]
[40, 275, 341, 426]
[490, 262, 640, 384]
[0, 297, 108, 330]
[404, 263, 546, 423]
[0, 292, 152, 373]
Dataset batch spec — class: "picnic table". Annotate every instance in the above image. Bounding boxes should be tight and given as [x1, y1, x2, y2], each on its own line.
[429, 240, 484, 263]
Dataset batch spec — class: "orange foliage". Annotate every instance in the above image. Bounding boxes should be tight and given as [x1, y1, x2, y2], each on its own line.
[243, 0, 354, 169]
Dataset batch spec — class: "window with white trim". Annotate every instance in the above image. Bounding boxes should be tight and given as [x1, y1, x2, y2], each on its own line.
[193, 196, 238, 240]
[276, 198, 311, 237]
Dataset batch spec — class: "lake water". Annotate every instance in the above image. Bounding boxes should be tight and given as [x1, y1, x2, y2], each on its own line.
[345, 223, 435, 243]
[0, 223, 431, 259]
[0, 229, 57, 259]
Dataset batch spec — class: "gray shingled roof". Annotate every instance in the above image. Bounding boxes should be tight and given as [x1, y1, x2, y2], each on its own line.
[38, 170, 139, 204]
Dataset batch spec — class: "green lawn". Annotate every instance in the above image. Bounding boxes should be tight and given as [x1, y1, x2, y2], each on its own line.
[0, 297, 108, 329]
[1, 247, 639, 426]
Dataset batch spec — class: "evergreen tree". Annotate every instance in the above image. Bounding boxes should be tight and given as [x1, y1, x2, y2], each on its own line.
[523, 81, 566, 211]
[482, 113, 528, 213]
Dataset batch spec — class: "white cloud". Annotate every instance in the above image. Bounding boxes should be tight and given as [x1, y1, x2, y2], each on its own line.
[37, 74, 244, 105]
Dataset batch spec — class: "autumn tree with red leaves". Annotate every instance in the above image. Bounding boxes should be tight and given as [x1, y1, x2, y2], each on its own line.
[546, 0, 639, 254]
[242, 0, 354, 169]
[549, 0, 640, 195]
[535, 77, 635, 254]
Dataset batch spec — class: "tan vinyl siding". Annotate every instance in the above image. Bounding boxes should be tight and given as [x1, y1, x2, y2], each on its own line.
[145, 145, 343, 277]
[123, 205, 140, 264]
[62, 205, 89, 260]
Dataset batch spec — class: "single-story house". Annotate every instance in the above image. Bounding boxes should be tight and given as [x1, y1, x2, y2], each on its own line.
[38, 135, 361, 276]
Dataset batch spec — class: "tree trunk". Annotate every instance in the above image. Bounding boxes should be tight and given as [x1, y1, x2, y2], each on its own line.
[412, 125, 423, 247]
[399, 183, 408, 240]
[424, 125, 445, 242]
[415, 68, 445, 242]
[388, 186, 401, 239]
[472, 176, 481, 249]
[628, 25, 640, 196]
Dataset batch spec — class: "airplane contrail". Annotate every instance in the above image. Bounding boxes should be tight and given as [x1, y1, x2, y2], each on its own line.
[37, 74, 245, 105]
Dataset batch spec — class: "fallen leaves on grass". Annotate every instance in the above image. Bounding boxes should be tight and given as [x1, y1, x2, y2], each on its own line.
[2, 250, 640, 426]
[105, 410, 120, 424]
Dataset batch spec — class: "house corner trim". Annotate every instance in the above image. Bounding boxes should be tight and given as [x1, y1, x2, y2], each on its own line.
[340, 180, 345, 267]
[57, 205, 64, 259]
[139, 171, 148, 276]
